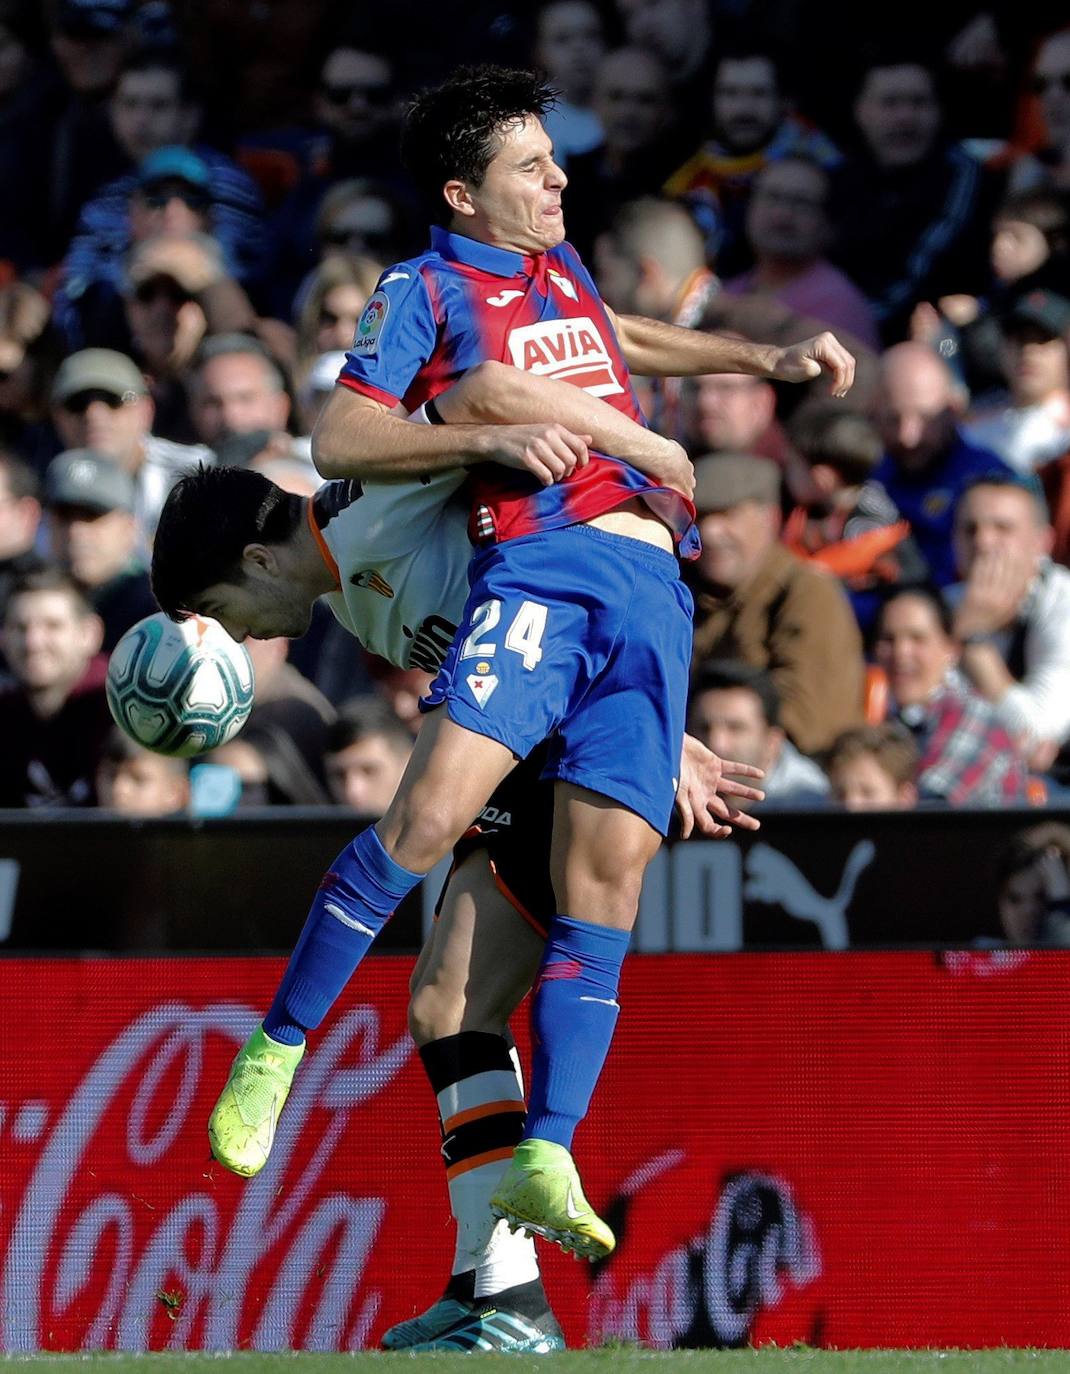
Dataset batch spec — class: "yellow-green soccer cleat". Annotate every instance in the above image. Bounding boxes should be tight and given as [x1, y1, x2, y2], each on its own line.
[208, 1025, 305, 1177]
[490, 1139, 615, 1261]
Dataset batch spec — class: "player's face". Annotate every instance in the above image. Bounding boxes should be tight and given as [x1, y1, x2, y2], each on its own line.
[194, 567, 313, 644]
[873, 595, 954, 707]
[460, 117, 567, 255]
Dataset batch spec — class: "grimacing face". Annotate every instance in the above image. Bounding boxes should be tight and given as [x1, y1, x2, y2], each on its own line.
[193, 561, 314, 644]
[452, 115, 567, 255]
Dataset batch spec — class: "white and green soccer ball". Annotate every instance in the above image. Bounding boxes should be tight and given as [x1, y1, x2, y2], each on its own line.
[106, 611, 255, 757]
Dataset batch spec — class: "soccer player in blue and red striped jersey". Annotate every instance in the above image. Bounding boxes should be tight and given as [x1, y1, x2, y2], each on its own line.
[207, 64, 853, 1347]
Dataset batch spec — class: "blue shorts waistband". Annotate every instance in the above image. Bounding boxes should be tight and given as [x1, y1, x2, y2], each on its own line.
[567, 521, 681, 576]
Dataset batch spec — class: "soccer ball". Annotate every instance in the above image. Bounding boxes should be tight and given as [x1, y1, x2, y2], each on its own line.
[106, 612, 255, 757]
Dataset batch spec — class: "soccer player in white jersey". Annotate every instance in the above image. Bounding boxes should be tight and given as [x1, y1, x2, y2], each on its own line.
[151, 363, 763, 1353]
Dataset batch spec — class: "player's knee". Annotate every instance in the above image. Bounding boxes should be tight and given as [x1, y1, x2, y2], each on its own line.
[381, 802, 463, 872]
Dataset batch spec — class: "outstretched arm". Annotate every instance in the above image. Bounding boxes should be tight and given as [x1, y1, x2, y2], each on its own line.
[433, 360, 694, 498]
[606, 307, 856, 398]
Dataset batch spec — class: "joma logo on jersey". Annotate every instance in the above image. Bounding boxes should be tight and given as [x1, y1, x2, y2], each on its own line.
[507, 316, 623, 397]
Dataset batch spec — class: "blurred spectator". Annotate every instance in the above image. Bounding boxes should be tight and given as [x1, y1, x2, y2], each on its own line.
[293, 255, 380, 374]
[94, 726, 189, 815]
[0, 566, 110, 807]
[1008, 30, 1070, 195]
[107, 46, 196, 166]
[44, 0, 137, 262]
[996, 822, 1070, 946]
[830, 54, 1001, 342]
[911, 189, 1070, 401]
[207, 720, 329, 806]
[784, 401, 926, 630]
[723, 156, 880, 349]
[56, 143, 266, 350]
[664, 47, 840, 276]
[189, 334, 297, 463]
[964, 289, 1070, 472]
[872, 585, 1028, 804]
[687, 659, 829, 809]
[870, 342, 1012, 586]
[323, 696, 414, 817]
[296, 351, 347, 436]
[825, 723, 920, 810]
[314, 177, 411, 266]
[0, 8, 55, 271]
[0, 448, 43, 649]
[593, 198, 718, 439]
[561, 47, 678, 260]
[948, 475, 1070, 775]
[689, 452, 865, 755]
[50, 347, 211, 550]
[615, 0, 714, 135]
[245, 634, 336, 786]
[0, 282, 65, 469]
[42, 447, 154, 651]
[534, 0, 605, 168]
[680, 369, 787, 467]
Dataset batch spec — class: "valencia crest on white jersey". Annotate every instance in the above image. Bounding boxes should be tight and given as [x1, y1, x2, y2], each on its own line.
[313, 466, 471, 672]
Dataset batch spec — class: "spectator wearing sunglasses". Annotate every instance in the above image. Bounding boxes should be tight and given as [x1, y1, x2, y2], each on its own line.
[48, 347, 211, 553]
[55, 143, 267, 353]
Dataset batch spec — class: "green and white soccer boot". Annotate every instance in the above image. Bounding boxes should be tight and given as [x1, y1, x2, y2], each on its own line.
[208, 1025, 305, 1177]
[490, 1139, 615, 1261]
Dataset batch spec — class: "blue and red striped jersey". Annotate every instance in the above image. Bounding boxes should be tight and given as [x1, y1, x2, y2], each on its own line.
[338, 227, 698, 557]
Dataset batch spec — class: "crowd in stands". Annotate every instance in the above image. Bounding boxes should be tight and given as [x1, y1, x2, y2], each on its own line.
[0, 0, 1069, 831]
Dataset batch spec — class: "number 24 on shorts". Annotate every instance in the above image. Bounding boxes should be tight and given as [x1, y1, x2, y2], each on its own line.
[460, 599, 547, 671]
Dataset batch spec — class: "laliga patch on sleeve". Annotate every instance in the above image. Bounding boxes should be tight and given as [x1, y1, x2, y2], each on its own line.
[351, 290, 390, 355]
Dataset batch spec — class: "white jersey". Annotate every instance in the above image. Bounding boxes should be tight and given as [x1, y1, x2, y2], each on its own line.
[313, 467, 472, 672]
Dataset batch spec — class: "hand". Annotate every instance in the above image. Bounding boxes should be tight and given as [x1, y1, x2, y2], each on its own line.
[486, 422, 591, 487]
[769, 332, 855, 398]
[660, 440, 695, 500]
[129, 232, 225, 295]
[676, 733, 765, 840]
[954, 549, 1034, 639]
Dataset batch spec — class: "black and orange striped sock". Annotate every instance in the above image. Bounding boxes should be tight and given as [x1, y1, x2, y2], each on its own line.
[418, 1031, 539, 1293]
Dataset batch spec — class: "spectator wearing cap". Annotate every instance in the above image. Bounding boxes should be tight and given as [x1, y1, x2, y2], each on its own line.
[947, 474, 1070, 781]
[964, 290, 1070, 474]
[689, 451, 865, 755]
[50, 347, 211, 551]
[0, 566, 111, 807]
[56, 142, 266, 352]
[43, 448, 155, 651]
[870, 342, 1012, 588]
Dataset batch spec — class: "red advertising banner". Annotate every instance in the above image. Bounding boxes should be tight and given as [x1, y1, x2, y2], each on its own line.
[1, 951, 1067, 1352]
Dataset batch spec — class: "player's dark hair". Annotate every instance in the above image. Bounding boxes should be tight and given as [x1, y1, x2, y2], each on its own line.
[690, 658, 781, 728]
[326, 695, 414, 758]
[151, 465, 303, 622]
[400, 64, 557, 223]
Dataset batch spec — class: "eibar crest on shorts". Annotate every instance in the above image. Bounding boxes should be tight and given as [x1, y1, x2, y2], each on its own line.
[351, 290, 389, 355]
[466, 663, 498, 709]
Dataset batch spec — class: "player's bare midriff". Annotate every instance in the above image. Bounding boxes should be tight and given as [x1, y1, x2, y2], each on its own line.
[584, 497, 674, 552]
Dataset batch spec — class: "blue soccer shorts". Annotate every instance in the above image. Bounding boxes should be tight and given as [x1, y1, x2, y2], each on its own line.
[424, 523, 694, 835]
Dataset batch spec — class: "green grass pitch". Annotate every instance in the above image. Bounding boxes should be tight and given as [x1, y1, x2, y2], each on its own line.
[6, 1350, 1069, 1372]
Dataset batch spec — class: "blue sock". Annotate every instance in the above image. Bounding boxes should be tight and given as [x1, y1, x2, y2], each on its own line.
[523, 914, 630, 1149]
[263, 827, 422, 1045]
